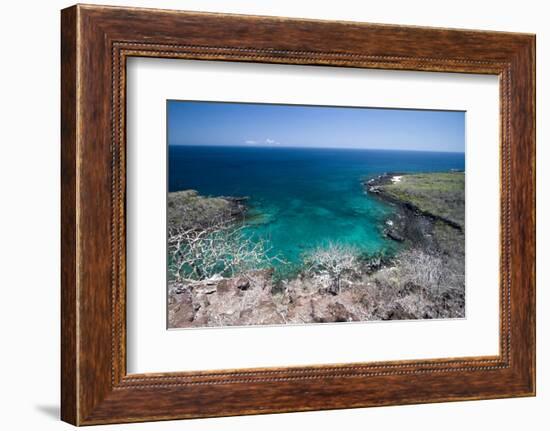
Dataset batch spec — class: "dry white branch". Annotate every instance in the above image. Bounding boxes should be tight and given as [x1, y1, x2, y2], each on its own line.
[302, 242, 359, 294]
[168, 210, 280, 282]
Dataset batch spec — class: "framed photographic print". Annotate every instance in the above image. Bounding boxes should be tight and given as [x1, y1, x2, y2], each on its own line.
[61, 4, 536, 425]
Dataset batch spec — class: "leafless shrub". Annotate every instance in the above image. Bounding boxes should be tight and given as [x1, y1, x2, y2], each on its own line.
[362, 248, 464, 319]
[400, 248, 464, 316]
[302, 242, 360, 294]
[168, 212, 281, 282]
[399, 249, 465, 293]
[396, 248, 444, 294]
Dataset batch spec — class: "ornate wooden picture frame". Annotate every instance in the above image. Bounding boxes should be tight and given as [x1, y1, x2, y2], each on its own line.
[61, 4, 535, 425]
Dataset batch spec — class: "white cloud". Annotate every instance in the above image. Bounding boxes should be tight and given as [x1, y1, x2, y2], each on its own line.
[244, 138, 281, 146]
[264, 138, 281, 145]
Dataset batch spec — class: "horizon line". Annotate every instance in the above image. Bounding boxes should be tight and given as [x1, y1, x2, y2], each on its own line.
[168, 144, 465, 154]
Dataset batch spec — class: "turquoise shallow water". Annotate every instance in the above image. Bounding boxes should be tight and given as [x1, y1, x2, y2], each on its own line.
[169, 146, 465, 268]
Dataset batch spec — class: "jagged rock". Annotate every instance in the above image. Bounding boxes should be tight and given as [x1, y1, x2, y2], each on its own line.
[327, 302, 356, 322]
[382, 303, 417, 320]
[193, 284, 217, 295]
[386, 229, 405, 242]
[309, 296, 358, 323]
[284, 294, 314, 323]
[239, 300, 285, 325]
[232, 276, 251, 291]
[168, 289, 195, 327]
[168, 270, 284, 328]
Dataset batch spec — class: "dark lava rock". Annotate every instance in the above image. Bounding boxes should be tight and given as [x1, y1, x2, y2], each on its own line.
[386, 229, 405, 242]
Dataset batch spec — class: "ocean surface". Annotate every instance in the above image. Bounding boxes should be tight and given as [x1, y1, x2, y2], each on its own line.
[168, 145, 465, 270]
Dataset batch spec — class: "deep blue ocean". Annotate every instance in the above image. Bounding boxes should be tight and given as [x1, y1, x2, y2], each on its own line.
[168, 145, 465, 268]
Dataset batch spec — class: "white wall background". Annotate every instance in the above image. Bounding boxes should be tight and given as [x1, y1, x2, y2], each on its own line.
[0, 0, 546, 429]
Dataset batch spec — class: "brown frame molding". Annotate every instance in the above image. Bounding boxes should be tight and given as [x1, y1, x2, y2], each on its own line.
[61, 4, 535, 425]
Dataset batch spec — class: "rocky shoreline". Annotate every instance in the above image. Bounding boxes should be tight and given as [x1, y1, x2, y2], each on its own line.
[364, 172, 464, 252]
[365, 173, 463, 229]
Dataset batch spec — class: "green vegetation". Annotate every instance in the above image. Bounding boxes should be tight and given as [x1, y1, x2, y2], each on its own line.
[168, 190, 244, 230]
[380, 172, 464, 229]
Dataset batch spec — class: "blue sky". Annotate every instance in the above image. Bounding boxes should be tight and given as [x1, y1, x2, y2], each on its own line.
[167, 100, 465, 153]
